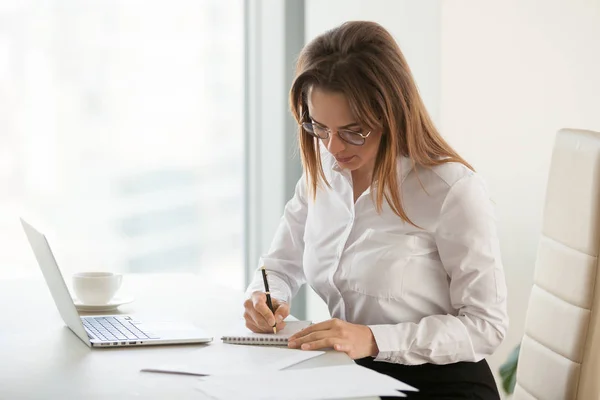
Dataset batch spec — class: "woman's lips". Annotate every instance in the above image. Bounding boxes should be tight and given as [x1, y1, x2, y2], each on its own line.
[336, 155, 355, 163]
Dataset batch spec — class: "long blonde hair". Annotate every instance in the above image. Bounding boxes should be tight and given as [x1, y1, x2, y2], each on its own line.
[289, 21, 472, 225]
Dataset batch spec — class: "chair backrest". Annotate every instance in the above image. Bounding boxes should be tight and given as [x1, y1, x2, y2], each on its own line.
[514, 128, 600, 400]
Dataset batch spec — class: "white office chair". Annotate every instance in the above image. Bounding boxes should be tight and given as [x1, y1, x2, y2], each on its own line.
[514, 128, 600, 399]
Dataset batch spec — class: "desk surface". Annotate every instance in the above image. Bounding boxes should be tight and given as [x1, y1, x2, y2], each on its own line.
[0, 273, 378, 400]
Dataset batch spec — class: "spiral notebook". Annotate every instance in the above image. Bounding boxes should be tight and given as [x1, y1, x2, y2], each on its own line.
[221, 321, 312, 346]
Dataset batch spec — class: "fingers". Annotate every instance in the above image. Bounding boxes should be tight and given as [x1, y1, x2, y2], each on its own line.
[333, 343, 358, 359]
[288, 331, 353, 357]
[243, 309, 269, 333]
[334, 343, 347, 352]
[244, 314, 262, 333]
[243, 292, 291, 333]
[245, 316, 284, 335]
[273, 300, 290, 323]
[288, 330, 330, 348]
[288, 318, 340, 341]
[244, 297, 269, 332]
[288, 330, 355, 357]
[243, 292, 277, 332]
[252, 292, 276, 327]
[298, 337, 342, 351]
[269, 299, 289, 331]
[243, 308, 266, 333]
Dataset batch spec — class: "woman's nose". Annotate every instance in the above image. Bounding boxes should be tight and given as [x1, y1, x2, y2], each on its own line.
[325, 131, 346, 154]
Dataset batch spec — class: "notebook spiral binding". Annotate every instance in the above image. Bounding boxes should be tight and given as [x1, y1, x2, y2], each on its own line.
[221, 336, 288, 345]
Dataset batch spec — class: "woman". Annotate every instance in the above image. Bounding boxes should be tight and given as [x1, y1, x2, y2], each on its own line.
[243, 21, 508, 399]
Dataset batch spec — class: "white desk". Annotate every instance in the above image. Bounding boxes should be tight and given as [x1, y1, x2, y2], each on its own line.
[0, 273, 378, 399]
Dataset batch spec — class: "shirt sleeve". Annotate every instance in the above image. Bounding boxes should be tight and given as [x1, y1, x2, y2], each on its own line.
[245, 176, 309, 304]
[368, 173, 509, 365]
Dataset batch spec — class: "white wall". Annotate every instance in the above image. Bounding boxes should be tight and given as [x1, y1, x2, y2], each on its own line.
[304, 0, 442, 322]
[440, 0, 600, 385]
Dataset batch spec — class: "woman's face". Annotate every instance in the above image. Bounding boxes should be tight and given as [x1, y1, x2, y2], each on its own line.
[307, 87, 382, 176]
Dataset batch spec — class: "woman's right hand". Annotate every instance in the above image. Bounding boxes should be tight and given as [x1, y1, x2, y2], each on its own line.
[243, 291, 290, 333]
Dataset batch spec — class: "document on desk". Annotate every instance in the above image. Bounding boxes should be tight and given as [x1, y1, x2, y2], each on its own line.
[195, 364, 418, 400]
[141, 343, 325, 376]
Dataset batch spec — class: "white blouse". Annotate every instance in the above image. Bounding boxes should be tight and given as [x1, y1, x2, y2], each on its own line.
[246, 151, 508, 365]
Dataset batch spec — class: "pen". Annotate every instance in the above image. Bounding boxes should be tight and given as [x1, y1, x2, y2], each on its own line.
[260, 266, 277, 334]
[140, 368, 209, 377]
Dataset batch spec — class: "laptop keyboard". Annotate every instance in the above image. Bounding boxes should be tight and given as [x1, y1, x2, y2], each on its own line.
[82, 316, 159, 342]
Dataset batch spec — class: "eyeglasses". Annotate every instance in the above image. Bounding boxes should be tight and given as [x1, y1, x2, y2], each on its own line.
[301, 120, 371, 146]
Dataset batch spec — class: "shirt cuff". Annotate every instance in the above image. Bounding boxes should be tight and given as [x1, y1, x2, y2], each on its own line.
[368, 324, 400, 363]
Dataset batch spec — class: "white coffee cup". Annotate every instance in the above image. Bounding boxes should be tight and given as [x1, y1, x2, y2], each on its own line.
[73, 272, 122, 305]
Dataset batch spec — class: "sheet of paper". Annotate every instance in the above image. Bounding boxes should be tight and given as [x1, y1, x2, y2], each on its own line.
[141, 342, 325, 376]
[195, 364, 418, 400]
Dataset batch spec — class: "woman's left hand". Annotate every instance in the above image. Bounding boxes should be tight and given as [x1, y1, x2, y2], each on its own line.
[288, 318, 379, 359]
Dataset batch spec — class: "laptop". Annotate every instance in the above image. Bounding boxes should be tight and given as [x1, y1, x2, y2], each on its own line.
[20, 218, 213, 348]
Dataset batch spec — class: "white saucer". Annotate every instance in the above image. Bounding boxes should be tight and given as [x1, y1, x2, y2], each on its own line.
[73, 296, 135, 312]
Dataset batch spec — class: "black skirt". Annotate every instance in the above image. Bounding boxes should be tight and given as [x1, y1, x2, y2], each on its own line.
[356, 357, 500, 400]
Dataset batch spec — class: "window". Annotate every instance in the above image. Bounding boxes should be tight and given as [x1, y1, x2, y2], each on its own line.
[0, 0, 245, 290]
